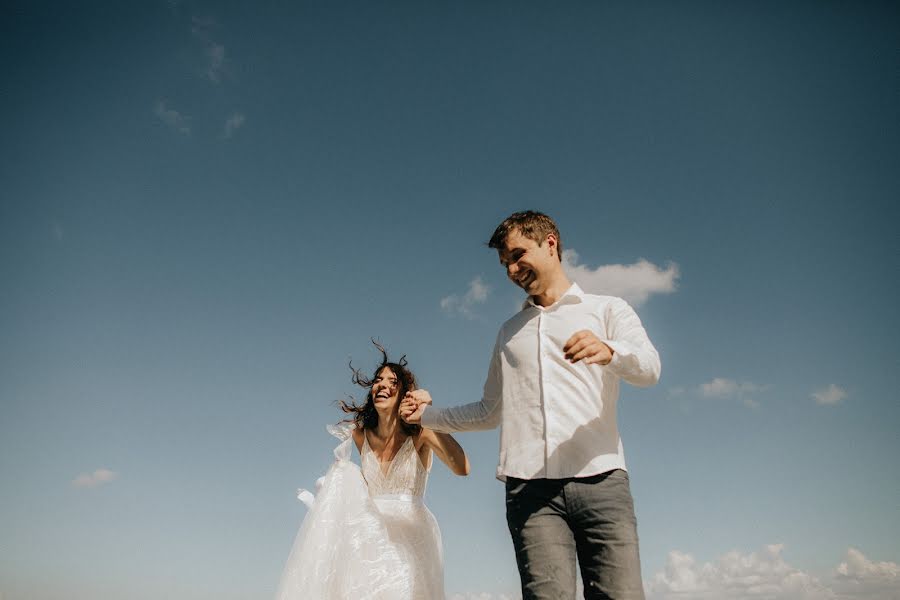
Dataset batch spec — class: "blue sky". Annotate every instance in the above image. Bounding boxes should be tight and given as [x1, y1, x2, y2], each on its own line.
[1, 1, 898, 599]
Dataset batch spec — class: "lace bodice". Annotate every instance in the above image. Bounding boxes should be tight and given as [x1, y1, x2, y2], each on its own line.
[360, 435, 430, 497]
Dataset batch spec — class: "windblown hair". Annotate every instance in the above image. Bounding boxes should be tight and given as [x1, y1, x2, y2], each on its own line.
[487, 210, 563, 262]
[339, 340, 421, 436]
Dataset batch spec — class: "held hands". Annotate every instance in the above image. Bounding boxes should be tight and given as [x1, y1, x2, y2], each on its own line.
[563, 330, 614, 365]
[399, 389, 432, 424]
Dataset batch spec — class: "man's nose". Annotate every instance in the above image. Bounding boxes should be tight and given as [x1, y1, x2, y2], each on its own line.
[507, 262, 518, 277]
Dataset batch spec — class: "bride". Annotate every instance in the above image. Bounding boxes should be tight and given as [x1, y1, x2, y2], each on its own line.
[275, 343, 470, 600]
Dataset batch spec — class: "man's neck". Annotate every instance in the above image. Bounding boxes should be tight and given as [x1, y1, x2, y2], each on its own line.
[532, 272, 572, 307]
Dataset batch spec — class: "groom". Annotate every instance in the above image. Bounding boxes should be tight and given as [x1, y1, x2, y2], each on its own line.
[401, 211, 660, 599]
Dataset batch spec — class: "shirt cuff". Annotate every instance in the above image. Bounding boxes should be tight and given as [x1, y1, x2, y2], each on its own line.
[603, 339, 624, 368]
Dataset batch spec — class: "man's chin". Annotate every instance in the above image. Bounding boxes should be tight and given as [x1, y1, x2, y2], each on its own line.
[523, 281, 540, 295]
[515, 277, 534, 291]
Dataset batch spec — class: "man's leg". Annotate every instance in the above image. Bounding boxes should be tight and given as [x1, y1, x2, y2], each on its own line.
[566, 470, 645, 599]
[506, 477, 578, 600]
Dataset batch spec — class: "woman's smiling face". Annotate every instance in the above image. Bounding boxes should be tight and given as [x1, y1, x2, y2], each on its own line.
[371, 366, 401, 412]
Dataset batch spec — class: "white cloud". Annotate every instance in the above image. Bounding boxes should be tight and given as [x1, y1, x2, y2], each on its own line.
[698, 377, 766, 408]
[836, 548, 899, 580]
[700, 378, 743, 397]
[562, 249, 678, 307]
[441, 277, 491, 318]
[447, 548, 900, 600]
[223, 112, 245, 139]
[833, 548, 900, 598]
[647, 544, 833, 599]
[646, 545, 900, 600]
[72, 468, 118, 488]
[154, 100, 191, 135]
[812, 384, 847, 406]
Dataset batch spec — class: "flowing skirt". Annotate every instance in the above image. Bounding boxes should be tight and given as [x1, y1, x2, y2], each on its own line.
[275, 460, 444, 599]
[373, 494, 444, 600]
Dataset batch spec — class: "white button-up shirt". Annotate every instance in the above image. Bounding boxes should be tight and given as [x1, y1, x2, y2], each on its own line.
[422, 283, 661, 481]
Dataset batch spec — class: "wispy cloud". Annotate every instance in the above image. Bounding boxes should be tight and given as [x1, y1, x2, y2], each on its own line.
[699, 377, 765, 398]
[72, 468, 118, 488]
[667, 386, 686, 398]
[192, 17, 227, 83]
[812, 384, 847, 406]
[223, 112, 245, 139]
[206, 43, 225, 82]
[646, 545, 899, 599]
[154, 100, 191, 135]
[441, 277, 490, 318]
[562, 249, 679, 307]
[698, 377, 767, 408]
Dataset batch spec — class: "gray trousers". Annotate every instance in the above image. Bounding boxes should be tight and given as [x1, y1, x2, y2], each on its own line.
[505, 469, 645, 600]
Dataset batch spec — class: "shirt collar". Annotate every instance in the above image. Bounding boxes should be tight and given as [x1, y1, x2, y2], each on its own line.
[522, 282, 585, 310]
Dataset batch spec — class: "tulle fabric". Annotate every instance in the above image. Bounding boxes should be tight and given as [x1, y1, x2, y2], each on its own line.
[275, 424, 445, 600]
[370, 495, 444, 599]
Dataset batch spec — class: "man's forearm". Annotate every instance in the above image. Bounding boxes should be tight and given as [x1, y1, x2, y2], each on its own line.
[421, 399, 501, 432]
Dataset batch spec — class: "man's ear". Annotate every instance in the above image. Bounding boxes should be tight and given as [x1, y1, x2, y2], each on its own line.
[545, 233, 559, 258]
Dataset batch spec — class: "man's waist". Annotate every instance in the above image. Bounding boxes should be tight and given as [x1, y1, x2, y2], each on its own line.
[495, 453, 627, 482]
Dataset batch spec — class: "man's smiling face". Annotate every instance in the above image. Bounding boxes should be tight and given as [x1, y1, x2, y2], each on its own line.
[499, 228, 560, 297]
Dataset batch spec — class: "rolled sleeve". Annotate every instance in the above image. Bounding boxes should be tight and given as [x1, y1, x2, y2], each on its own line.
[602, 298, 661, 387]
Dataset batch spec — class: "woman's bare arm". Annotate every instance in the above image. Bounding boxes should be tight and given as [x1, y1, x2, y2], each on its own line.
[419, 428, 470, 476]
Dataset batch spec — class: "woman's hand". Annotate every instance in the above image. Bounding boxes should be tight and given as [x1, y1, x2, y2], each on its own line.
[400, 389, 432, 424]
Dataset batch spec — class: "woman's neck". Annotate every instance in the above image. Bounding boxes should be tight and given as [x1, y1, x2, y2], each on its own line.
[374, 409, 400, 440]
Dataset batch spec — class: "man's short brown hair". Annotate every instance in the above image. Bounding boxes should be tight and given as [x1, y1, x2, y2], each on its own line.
[487, 210, 563, 262]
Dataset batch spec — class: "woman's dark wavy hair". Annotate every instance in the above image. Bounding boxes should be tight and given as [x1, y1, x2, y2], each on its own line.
[339, 340, 421, 436]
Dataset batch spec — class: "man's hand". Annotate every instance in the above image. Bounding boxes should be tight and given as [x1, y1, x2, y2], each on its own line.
[563, 330, 614, 365]
[399, 389, 433, 424]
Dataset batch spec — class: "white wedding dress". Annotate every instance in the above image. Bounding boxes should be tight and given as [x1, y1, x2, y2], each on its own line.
[275, 424, 445, 600]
